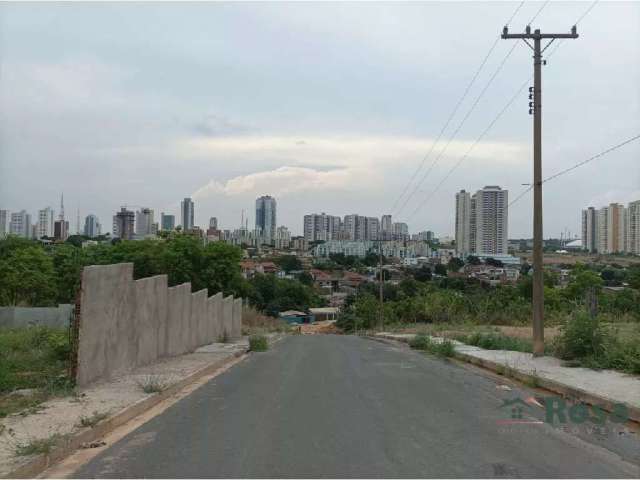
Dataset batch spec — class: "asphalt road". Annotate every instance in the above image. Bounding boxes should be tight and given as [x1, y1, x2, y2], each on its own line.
[73, 335, 640, 478]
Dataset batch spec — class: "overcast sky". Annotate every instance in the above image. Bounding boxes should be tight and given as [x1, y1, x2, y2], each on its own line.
[1, 1, 638, 238]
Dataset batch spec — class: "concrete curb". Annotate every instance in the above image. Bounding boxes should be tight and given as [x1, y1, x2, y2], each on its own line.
[371, 334, 640, 424]
[6, 348, 249, 479]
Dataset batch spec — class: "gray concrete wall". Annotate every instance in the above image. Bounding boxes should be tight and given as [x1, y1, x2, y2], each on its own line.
[76, 263, 242, 387]
[232, 298, 242, 339]
[0, 305, 73, 329]
[211, 293, 223, 343]
[77, 263, 135, 387]
[222, 296, 234, 340]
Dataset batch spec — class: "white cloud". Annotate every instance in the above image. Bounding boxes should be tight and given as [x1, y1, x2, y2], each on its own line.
[192, 165, 376, 199]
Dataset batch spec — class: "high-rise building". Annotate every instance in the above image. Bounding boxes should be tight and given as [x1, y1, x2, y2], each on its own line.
[135, 208, 155, 236]
[209, 217, 218, 230]
[455, 190, 472, 257]
[303, 213, 342, 242]
[365, 217, 380, 241]
[0, 210, 7, 238]
[344, 214, 367, 241]
[255, 195, 277, 244]
[84, 214, 101, 238]
[381, 214, 393, 240]
[596, 203, 625, 254]
[181, 198, 195, 231]
[113, 207, 135, 240]
[37, 207, 55, 239]
[10, 210, 31, 238]
[457, 186, 508, 256]
[625, 200, 640, 255]
[392, 222, 409, 240]
[275, 226, 291, 249]
[160, 213, 175, 231]
[581, 207, 598, 253]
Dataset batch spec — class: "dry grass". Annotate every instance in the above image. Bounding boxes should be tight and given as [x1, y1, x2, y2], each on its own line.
[242, 306, 290, 335]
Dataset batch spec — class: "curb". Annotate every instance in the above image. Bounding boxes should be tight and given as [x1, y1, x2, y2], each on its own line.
[371, 334, 640, 424]
[6, 348, 249, 479]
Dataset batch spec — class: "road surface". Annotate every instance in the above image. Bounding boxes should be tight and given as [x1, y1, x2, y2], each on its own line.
[73, 335, 640, 478]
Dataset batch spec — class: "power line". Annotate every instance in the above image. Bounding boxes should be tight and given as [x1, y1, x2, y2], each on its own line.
[404, 0, 598, 222]
[406, 75, 532, 221]
[508, 133, 640, 207]
[390, 1, 526, 215]
[395, 38, 522, 218]
[527, 0, 550, 26]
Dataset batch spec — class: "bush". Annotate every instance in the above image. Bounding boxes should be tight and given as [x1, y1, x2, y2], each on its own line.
[461, 332, 533, 353]
[249, 335, 268, 352]
[409, 334, 455, 358]
[553, 311, 604, 360]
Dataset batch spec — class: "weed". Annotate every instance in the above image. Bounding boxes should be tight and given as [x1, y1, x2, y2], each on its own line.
[15, 433, 64, 457]
[78, 411, 108, 428]
[136, 375, 167, 394]
[523, 370, 541, 388]
[409, 335, 455, 358]
[458, 332, 533, 353]
[249, 335, 268, 352]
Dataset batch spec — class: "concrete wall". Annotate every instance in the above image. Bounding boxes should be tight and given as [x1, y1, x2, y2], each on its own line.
[76, 263, 243, 387]
[0, 305, 73, 329]
[222, 296, 234, 340]
[232, 298, 242, 339]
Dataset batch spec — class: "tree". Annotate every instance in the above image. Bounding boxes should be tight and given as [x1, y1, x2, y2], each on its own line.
[65, 235, 86, 248]
[413, 265, 432, 282]
[0, 245, 56, 306]
[200, 242, 245, 295]
[564, 269, 603, 300]
[52, 244, 87, 303]
[447, 257, 465, 272]
[275, 255, 302, 273]
[485, 257, 504, 267]
[434, 264, 447, 276]
[467, 255, 481, 265]
[298, 271, 314, 286]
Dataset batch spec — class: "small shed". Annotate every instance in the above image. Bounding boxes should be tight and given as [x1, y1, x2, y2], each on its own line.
[279, 310, 315, 324]
[309, 307, 339, 322]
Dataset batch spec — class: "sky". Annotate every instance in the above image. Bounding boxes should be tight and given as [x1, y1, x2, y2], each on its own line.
[0, 1, 638, 238]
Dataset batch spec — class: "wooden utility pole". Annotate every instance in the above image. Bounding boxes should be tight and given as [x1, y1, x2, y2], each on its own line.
[501, 25, 578, 356]
[378, 239, 384, 331]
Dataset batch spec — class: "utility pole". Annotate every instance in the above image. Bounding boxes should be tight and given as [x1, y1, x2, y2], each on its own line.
[378, 239, 384, 332]
[501, 25, 578, 356]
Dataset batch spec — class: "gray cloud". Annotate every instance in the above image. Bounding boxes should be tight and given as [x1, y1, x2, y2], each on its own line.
[0, 1, 638, 237]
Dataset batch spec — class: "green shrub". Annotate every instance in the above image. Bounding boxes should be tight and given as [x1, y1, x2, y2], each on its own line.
[462, 332, 533, 353]
[409, 334, 432, 350]
[553, 311, 604, 360]
[409, 334, 455, 358]
[249, 335, 268, 352]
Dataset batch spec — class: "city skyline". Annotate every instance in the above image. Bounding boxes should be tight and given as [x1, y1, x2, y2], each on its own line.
[0, 2, 638, 238]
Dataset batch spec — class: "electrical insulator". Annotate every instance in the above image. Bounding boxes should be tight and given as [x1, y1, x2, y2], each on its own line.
[529, 109, 533, 115]
[529, 94, 533, 100]
[529, 102, 534, 107]
[529, 86, 534, 93]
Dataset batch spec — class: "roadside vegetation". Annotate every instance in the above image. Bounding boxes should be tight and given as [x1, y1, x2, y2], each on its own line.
[0, 235, 323, 316]
[337, 261, 640, 374]
[248, 335, 269, 352]
[0, 327, 73, 417]
[409, 334, 455, 358]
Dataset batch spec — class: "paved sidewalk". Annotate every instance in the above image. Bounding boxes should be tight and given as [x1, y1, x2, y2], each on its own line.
[375, 332, 640, 421]
[0, 338, 253, 478]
